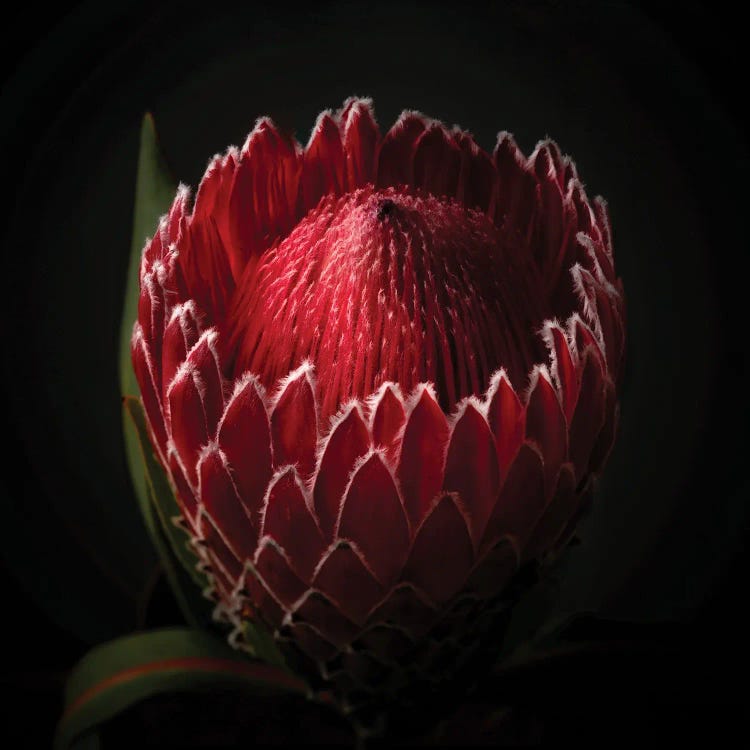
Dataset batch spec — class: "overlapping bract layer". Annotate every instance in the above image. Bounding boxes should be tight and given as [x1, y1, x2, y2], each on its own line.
[132, 98, 624, 689]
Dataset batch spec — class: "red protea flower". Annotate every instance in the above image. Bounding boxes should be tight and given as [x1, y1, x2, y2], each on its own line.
[132, 98, 624, 723]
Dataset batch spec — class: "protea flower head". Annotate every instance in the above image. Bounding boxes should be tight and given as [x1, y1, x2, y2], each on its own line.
[132, 98, 624, 724]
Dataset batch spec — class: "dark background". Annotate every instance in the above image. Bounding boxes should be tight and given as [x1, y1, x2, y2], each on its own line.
[1, 1, 747, 746]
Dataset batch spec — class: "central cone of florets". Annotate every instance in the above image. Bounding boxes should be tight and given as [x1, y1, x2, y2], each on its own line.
[228, 185, 548, 418]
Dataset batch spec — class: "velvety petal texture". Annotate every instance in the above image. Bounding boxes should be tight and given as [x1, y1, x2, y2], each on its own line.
[132, 98, 624, 706]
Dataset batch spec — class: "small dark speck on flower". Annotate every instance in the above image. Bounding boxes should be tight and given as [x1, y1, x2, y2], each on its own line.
[376, 198, 396, 221]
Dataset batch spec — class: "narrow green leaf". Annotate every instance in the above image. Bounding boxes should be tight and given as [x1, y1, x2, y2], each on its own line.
[123, 395, 212, 625]
[120, 115, 177, 581]
[55, 628, 307, 750]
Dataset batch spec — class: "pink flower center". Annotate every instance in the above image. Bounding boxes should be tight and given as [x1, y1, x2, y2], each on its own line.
[227, 185, 549, 419]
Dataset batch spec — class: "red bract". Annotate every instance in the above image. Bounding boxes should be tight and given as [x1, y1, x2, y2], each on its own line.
[132, 98, 625, 712]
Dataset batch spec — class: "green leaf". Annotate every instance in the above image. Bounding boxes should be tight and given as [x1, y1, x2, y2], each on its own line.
[120, 115, 177, 582]
[123, 395, 211, 626]
[55, 628, 307, 750]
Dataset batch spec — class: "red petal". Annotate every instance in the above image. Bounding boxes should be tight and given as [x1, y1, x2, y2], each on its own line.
[370, 384, 406, 464]
[187, 330, 224, 427]
[533, 174, 565, 278]
[165, 185, 189, 244]
[572, 314, 604, 363]
[486, 371, 525, 476]
[261, 467, 324, 582]
[270, 365, 318, 478]
[592, 196, 614, 258]
[161, 302, 201, 402]
[251, 537, 307, 608]
[198, 447, 256, 564]
[569, 180, 594, 234]
[217, 375, 272, 526]
[531, 140, 563, 186]
[182, 212, 236, 324]
[337, 453, 410, 586]
[544, 323, 578, 421]
[569, 349, 607, 482]
[483, 442, 546, 549]
[312, 542, 385, 624]
[397, 388, 450, 529]
[312, 406, 371, 538]
[207, 557, 239, 605]
[228, 119, 300, 266]
[299, 111, 346, 215]
[492, 132, 536, 235]
[142, 218, 165, 272]
[240, 563, 285, 630]
[376, 112, 428, 188]
[167, 368, 209, 486]
[339, 98, 380, 189]
[412, 124, 461, 199]
[454, 131, 496, 212]
[442, 402, 500, 546]
[524, 463, 577, 560]
[131, 326, 168, 460]
[138, 271, 165, 371]
[525, 368, 568, 494]
[402, 493, 474, 604]
[192, 151, 238, 268]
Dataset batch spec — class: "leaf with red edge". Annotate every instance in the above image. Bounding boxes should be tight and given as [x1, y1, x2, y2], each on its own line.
[55, 628, 304, 750]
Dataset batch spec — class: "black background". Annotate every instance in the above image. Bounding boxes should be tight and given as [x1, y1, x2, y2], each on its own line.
[1, 1, 747, 746]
